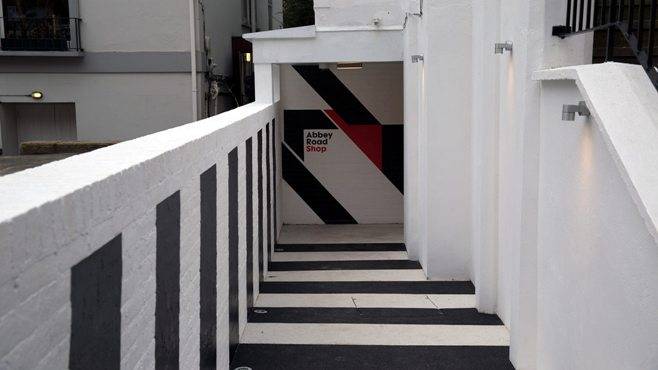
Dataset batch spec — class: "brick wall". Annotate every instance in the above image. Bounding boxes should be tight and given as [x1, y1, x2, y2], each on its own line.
[0, 102, 279, 369]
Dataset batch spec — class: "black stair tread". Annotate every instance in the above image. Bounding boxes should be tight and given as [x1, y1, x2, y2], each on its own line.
[275, 243, 406, 252]
[248, 307, 503, 325]
[230, 344, 514, 370]
[269, 260, 421, 271]
[259, 281, 475, 294]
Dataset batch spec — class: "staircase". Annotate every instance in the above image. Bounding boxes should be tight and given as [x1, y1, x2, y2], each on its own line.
[230, 228, 513, 369]
[553, 0, 658, 88]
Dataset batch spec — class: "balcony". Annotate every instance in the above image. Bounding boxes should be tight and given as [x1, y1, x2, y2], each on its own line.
[0, 17, 83, 56]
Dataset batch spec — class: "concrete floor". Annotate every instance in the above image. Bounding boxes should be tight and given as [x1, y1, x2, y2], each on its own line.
[232, 226, 512, 369]
[278, 224, 404, 244]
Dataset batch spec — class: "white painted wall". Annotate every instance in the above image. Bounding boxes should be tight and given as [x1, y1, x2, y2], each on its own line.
[533, 68, 658, 369]
[314, 0, 408, 30]
[0, 102, 276, 369]
[246, 27, 404, 64]
[493, 1, 593, 367]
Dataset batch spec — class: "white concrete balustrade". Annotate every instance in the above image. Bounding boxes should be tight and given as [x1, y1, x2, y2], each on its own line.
[0, 102, 280, 369]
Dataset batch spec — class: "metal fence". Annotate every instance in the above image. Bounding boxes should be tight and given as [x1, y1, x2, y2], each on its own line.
[0, 17, 82, 52]
[553, 0, 657, 87]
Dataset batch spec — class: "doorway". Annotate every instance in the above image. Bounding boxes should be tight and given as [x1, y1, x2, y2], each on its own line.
[0, 102, 77, 155]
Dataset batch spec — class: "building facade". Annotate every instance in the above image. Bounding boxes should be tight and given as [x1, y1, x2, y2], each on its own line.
[0, 0, 282, 155]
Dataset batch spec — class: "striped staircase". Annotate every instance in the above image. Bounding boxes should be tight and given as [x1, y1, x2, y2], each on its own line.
[230, 241, 513, 369]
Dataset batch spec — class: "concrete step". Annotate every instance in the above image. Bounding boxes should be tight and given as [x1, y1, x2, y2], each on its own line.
[231, 344, 514, 370]
[259, 281, 475, 294]
[268, 259, 422, 271]
[275, 243, 406, 252]
[247, 307, 503, 325]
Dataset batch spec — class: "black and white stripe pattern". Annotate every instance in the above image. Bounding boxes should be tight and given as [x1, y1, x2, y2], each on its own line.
[230, 226, 514, 369]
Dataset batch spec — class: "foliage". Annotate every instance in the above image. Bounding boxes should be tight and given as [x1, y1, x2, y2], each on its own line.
[282, 0, 315, 28]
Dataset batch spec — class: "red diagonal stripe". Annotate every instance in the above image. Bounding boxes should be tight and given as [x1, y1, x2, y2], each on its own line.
[325, 110, 382, 170]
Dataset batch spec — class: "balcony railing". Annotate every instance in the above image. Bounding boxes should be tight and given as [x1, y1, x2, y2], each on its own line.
[552, 0, 658, 88]
[0, 17, 82, 52]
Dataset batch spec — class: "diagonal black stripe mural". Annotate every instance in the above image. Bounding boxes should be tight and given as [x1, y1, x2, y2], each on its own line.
[282, 145, 357, 224]
[382, 125, 404, 193]
[293, 65, 380, 125]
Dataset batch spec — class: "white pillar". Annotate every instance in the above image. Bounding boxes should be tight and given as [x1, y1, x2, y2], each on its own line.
[403, 13, 422, 264]
[254, 63, 280, 104]
[470, 0, 501, 314]
[420, 0, 473, 280]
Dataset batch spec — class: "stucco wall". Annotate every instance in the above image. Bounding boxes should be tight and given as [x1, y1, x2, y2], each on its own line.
[80, 0, 191, 52]
[314, 0, 408, 30]
[535, 79, 658, 370]
[494, 1, 593, 367]
[0, 102, 277, 369]
[0, 73, 193, 141]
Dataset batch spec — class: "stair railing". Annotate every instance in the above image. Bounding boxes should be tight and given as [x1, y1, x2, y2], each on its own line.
[553, 0, 658, 88]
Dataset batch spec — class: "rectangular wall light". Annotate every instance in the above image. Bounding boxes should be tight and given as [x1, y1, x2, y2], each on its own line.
[336, 62, 363, 70]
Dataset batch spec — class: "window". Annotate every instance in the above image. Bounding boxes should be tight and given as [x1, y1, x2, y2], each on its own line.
[1, 0, 81, 51]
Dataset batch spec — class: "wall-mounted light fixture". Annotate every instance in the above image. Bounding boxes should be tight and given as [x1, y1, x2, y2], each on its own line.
[243, 52, 252, 63]
[562, 101, 590, 121]
[0, 90, 45, 101]
[411, 54, 424, 63]
[30, 91, 44, 100]
[336, 62, 363, 70]
[494, 42, 513, 54]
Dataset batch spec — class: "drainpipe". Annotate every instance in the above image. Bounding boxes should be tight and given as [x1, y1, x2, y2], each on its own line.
[251, 0, 258, 32]
[188, 0, 198, 121]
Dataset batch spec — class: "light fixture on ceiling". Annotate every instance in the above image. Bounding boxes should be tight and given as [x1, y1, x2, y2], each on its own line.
[494, 41, 513, 54]
[336, 62, 363, 70]
[562, 101, 590, 121]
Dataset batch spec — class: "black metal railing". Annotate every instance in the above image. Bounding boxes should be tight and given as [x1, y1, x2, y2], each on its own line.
[553, 0, 658, 88]
[0, 17, 82, 52]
